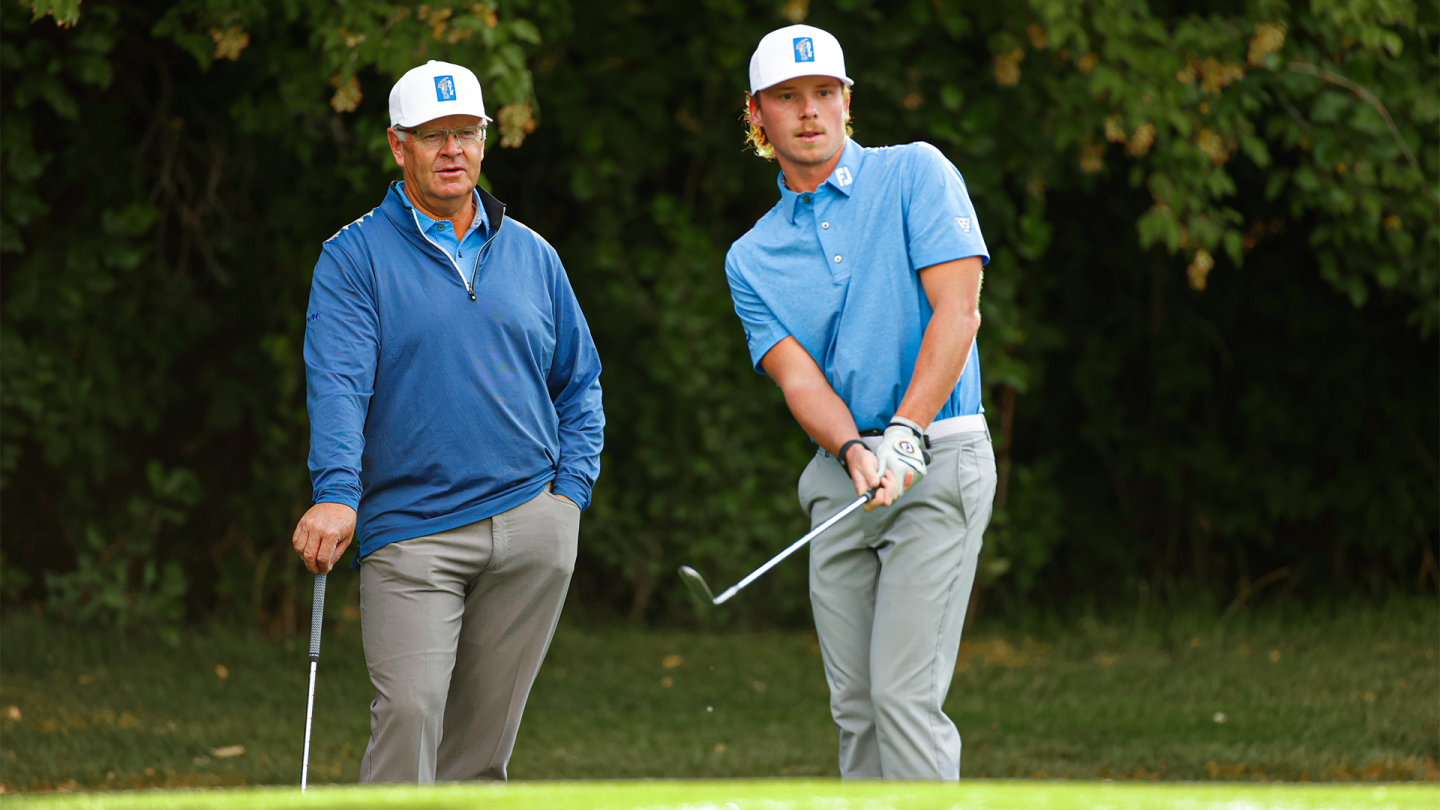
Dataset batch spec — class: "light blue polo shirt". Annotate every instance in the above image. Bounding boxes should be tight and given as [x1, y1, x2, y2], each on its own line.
[400, 183, 489, 263]
[724, 138, 989, 432]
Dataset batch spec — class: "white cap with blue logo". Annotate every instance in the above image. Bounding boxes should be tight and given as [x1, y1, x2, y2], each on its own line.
[748, 24, 853, 94]
[388, 60, 492, 128]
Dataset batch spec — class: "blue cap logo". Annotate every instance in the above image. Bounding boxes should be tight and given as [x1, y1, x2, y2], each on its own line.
[435, 75, 456, 101]
[794, 37, 815, 62]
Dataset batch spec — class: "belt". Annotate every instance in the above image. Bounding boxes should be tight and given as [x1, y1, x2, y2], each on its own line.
[858, 414, 988, 450]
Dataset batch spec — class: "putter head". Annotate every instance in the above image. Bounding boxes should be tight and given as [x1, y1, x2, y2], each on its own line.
[677, 565, 716, 607]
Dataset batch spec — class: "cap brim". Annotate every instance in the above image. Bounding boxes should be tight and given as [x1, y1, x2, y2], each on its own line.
[752, 72, 854, 94]
[393, 110, 492, 128]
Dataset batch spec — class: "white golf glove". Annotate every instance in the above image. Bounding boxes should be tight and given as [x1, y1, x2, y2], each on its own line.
[874, 417, 929, 499]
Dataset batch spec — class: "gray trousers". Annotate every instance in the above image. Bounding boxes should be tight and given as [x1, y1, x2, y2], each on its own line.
[357, 486, 578, 783]
[800, 430, 997, 779]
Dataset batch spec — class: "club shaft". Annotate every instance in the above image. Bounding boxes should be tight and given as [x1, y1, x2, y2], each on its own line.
[714, 492, 870, 604]
[301, 572, 327, 792]
[301, 662, 317, 792]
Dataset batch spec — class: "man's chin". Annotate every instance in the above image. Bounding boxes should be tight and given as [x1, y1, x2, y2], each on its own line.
[779, 140, 838, 167]
[429, 176, 477, 196]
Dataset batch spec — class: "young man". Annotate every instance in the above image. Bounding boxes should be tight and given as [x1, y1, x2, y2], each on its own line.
[291, 61, 604, 782]
[725, 25, 997, 779]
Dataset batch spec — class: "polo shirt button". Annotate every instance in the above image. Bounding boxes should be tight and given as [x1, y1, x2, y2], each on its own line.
[834, 255, 843, 263]
[822, 222, 830, 229]
[803, 195, 811, 203]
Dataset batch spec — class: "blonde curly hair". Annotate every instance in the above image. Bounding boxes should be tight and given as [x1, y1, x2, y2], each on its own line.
[742, 86, 853, 160]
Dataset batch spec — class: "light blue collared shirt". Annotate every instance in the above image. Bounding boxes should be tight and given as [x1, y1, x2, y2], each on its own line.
[724, 138, 990, 432]
[401, 183, 490, 265]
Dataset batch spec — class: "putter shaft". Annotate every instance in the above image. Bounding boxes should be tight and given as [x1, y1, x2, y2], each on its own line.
[301, 572, 327, 793]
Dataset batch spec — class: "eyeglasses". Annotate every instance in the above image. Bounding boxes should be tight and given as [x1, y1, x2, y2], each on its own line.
[396, 125, 487, 148]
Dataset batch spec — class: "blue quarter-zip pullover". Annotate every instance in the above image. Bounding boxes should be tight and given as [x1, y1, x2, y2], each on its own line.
[304, 182, 604, 564]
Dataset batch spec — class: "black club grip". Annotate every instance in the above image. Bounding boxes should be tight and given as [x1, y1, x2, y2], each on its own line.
[308, 574, 327, 662]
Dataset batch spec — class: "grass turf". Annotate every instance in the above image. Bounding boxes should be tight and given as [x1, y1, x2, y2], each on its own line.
[2, 780, 1437, 809]
[0, 597, 1434, 792]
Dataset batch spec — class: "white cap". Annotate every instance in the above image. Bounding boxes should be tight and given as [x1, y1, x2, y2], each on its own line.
[748, 25, 853, 94]
[388, 60, 491, 128]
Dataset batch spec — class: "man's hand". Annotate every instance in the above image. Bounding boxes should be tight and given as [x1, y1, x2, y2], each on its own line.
[292, 502, 357, 574]
[873, 420, 926, 502]
[844, 443, 903, 512]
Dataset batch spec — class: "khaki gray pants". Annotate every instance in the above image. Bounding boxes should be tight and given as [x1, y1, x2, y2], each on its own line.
[801, 430, 997, 780]
[357, 486, 579, 783]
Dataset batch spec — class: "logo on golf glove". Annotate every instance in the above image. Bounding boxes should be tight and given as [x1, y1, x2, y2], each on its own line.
[875, 424, 927, 499]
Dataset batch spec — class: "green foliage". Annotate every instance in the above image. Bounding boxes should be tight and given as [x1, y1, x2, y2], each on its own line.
[42, 462, 197, 644]
[1, 0, 1434, 629]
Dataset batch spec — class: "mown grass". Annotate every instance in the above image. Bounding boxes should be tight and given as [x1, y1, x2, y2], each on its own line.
[1, 596, 1435, 792]
[4, 779, 1438, 810]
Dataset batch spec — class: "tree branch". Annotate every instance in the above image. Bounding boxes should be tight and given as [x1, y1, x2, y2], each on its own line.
[1288, 60, 1421, 177]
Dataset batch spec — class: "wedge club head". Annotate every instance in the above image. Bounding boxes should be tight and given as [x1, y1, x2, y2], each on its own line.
[677, 565, 717, 607]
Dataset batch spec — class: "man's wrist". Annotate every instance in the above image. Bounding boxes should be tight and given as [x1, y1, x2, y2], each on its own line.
[888, 415, 926, 439]
[837, 438, 868, 474]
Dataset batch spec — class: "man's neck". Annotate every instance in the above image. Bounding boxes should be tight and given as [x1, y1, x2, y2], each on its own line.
[779, 141, 847, 194]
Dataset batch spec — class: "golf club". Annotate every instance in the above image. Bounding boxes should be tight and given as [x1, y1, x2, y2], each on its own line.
[679, 486, 879, 607]
[300, 572, 327, 793]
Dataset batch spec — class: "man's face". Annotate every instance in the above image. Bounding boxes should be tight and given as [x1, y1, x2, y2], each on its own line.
[386, 114, 485, 206]
[750, 76, 849, 167]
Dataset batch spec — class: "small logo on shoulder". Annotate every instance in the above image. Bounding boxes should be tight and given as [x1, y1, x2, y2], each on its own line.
[306, 312, 321, 325]
[793, 37, 815, 62]
[955, 216, 972, 233]
[834, 167, 853, 186]
[435, 75, 456, 101]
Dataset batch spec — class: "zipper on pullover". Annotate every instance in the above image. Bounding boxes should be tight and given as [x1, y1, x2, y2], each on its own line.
[466, 207, 505, 301]
[408, 200, 505, 302]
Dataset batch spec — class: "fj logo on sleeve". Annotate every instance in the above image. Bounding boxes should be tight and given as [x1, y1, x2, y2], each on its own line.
[435, 75, 456, 101]
[834, 167, 853, 186]
[793, 37, 815, 62]
[955, 216, 972, 233]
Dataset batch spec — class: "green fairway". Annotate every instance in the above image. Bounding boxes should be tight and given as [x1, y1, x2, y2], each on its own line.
[3, 779, 1437, 810]
[1, 598, 1435, 791]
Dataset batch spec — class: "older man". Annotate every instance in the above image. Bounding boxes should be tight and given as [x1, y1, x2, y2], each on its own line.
[725, 26, 997, 779]
[291, 61, 604, 783]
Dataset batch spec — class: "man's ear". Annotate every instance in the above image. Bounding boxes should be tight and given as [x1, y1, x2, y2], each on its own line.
[386, 128, 406, 168]
[748, 95, 763, 128]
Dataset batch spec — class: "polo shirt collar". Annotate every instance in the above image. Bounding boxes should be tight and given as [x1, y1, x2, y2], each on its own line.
[398, 183, 488, 236]
[775, 137, 865, 224]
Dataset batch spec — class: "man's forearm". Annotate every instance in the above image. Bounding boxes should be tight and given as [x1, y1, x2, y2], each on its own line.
[781, 379, 863, 457]
[894, 299, 981, 428]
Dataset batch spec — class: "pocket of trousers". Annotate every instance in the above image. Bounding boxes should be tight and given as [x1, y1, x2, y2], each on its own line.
[545, 490, 580, 510]
[797, 452, 823, 513]
[955, 438, 998, 529]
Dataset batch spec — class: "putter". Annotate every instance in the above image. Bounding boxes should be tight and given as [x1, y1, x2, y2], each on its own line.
[680, 486, 878, 607]
[300, 573, 327, 793]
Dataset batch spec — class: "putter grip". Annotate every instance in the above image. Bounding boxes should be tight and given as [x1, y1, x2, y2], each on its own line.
[308, 573, 327, 662]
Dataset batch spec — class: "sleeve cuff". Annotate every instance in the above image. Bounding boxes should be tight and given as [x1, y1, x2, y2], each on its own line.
[552, 476, 592, 511]
[912, 248, 990, 271]
[312, 484, 361, 511]
[747, 326, 789, 374]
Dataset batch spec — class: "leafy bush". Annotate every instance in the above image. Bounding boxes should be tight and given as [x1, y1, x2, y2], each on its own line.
[2, 0, 1434, 630]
